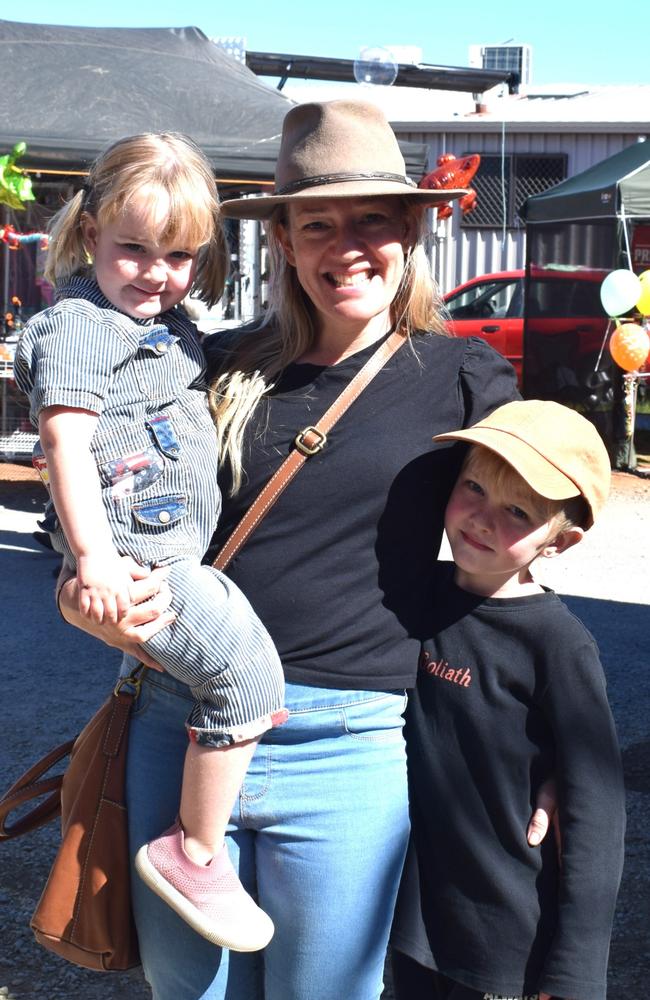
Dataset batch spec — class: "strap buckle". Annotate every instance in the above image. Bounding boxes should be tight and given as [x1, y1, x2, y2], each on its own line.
[294, 426, 327, 456]
[114, 664, 145, 698]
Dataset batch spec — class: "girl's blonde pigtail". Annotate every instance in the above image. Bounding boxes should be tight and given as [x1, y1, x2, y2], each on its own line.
[44, 189, 90, 287]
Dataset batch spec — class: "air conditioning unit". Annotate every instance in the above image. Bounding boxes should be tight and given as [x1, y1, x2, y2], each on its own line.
[468, 43, 532, 86]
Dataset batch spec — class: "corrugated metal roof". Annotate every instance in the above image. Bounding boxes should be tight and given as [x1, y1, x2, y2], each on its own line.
[283, 81, 650, 130]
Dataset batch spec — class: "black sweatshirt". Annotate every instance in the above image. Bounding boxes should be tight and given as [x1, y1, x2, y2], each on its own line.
[392, 564, 626, 1000]
[205, 332, 518, 690]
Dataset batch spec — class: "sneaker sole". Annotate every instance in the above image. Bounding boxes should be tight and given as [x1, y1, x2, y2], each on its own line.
[134, 845, 274, 951]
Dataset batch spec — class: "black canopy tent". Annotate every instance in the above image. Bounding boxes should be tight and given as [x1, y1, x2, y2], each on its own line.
[0, 19, 429, 182]
[0, 19, 297, 321]
[520, 143, 650, 465]
[522, 141, 650, 226]
[0, 19, 293, 182]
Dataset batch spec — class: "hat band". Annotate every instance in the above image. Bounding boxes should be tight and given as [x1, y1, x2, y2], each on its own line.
[275, 171, 417, 196]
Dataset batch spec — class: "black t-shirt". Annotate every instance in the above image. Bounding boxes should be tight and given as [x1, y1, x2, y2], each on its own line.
[392, 564, 625, 1000]
[205, 332, 518, 690]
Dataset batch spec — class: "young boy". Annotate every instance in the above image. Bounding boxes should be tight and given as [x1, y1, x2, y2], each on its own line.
[391, 400, 626, 1000]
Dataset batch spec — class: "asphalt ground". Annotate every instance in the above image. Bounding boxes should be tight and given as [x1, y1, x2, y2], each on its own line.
[0, 466, 648, 999]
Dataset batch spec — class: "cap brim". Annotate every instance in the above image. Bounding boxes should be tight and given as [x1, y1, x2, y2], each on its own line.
[221, 183, 467, 220]
[433, 427, 582, 502]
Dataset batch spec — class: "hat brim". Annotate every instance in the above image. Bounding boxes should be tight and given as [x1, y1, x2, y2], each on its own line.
[221, 182, 468, 220]
[433, 427, 583, 503]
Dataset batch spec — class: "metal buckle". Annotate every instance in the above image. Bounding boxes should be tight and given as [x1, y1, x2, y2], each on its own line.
[114, 665, 144, 698]
[294, 426, 327, 457]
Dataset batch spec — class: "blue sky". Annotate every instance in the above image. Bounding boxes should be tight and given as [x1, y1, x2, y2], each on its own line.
[10, 1, 648, 86]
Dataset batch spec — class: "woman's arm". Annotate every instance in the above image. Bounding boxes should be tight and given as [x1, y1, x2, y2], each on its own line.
[57, 561, 175, 670]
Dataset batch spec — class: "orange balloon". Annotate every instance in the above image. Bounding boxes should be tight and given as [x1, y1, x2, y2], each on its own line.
[609, 323, 650, 371]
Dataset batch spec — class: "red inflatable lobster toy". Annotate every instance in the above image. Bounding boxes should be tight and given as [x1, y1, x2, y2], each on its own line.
[419, 153, 480, 220]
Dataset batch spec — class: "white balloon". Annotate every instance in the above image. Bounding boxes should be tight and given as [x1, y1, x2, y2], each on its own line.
[599, 269, 642, 318]
[353, 46, 398, 87]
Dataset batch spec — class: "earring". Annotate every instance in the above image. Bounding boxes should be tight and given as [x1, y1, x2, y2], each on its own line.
[83, 248, 94, 266]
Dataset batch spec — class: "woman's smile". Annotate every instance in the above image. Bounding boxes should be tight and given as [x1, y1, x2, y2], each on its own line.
[325, 269, 374, 289]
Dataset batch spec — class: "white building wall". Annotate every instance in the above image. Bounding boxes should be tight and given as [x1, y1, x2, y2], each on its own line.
[397, 126, 644, 293]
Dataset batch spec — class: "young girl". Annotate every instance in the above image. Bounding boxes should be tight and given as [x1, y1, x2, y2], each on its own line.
[14, 132, 286, 952]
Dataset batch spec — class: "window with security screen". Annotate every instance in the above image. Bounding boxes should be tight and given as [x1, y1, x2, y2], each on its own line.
[461, 154, 566, 229]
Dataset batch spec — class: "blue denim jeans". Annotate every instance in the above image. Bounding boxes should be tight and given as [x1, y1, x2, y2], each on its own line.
[126, 670, 410, 1000]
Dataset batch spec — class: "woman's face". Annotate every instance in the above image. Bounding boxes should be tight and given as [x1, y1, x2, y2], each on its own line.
[278, 196, 412, 339]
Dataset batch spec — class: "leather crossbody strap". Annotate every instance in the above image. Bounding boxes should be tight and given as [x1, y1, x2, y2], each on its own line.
[213, 329, 406, 571]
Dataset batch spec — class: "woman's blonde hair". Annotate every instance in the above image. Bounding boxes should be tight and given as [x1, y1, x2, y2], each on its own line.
[45, 132, 227, 307]
[211, 198, 449, 491]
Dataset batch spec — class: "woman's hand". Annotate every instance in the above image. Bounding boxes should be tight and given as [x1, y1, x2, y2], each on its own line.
[527, 777, 558, 848]
[57, 558, 175, 670]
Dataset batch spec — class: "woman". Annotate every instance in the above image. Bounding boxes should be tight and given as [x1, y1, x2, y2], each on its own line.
[60, 101, 543, 1000]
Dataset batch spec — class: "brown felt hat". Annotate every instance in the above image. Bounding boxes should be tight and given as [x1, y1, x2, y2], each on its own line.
[221, 100, 467, 220]
[433, 400, 611, 529]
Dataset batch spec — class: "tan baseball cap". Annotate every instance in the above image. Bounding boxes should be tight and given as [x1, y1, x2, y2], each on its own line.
[433, 400, 611, 528]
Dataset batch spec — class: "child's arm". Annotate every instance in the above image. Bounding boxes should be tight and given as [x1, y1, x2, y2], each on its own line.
[39, 405, 133, 624]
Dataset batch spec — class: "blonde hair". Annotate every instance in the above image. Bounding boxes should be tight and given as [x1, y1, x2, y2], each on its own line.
[210, 198, 449, 491]
[462, 445, 589, 533]
[45, 132, 227, 307]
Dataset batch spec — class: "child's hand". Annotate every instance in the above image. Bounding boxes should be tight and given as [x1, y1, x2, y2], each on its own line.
[76, 551, 133, 624]
[58, 562, 174, 670]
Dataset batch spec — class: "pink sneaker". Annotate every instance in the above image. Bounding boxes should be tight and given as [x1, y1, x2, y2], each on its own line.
[134, 822, 274, 951]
